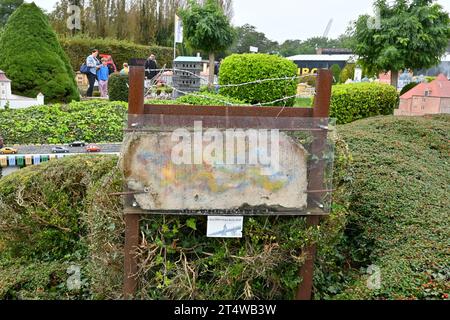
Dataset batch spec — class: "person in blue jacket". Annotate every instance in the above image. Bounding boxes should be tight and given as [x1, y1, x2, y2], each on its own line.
[97, 58, 110, 98]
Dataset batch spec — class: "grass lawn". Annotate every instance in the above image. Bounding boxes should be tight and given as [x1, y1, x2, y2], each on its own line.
[294, 97, 313, 107]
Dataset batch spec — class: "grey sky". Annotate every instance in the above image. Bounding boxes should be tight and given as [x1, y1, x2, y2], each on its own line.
[31, 0, 450, 42]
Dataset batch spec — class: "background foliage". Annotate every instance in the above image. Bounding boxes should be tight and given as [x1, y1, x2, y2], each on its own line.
[352, 0, 450, 85]
[60, 36, 174, 71]
[48, 0, 233, 47]
[339, 64, 356, 84]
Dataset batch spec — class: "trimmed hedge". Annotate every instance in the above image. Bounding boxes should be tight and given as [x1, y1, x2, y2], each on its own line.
[59, 36, 174, 72]
[108, 74, 129, 102]
[1, 115, 449, 300]
[0, 139, 351, 299]
[0, 3, 79, 103]
[176, 91, 248, 106]
[330, 83, 399, 124]
[0, 98, 250, 146]
[219, 53, 298, 106]
[0, 100, 127, 145]
[335, 115, 450, 300]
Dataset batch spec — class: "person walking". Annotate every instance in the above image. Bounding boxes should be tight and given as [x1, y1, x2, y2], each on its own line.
[86, 49, 100, 97]
[97, 58, 110, 98]
[145, 54, 158, 81]
[106, 56, 116, 75]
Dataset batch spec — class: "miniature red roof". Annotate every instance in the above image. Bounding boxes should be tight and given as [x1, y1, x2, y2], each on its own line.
[401, 74, 450, 99]
[0, 70, 11, 82]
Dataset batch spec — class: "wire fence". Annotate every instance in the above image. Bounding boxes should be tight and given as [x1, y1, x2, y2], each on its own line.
[139, 67, 318, 106]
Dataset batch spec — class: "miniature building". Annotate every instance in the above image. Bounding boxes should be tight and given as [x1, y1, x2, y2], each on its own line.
[394, 74, 450, 116]
[172, 56, 202, 98]
[0, 70, 44, 109]
[287, 54, 356, 75]
[75, 71, 89, 87]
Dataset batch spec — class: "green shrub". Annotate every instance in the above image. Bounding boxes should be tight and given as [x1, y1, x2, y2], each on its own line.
[0, 3, 79, 103]
[219, 53, 298, 106]
[0, 136, 352, 299]
[335, 115, 450, 300]
[339, 64, 356, 83]
[330, 64, 342, 84]
[145, 99, 180, 105]
[0, 100, 127, 145]
[330, 83, 399, 124]
[2, 115, 449, 300]
[60, 36, 174, 72]
[0, 156, 116, 261]
[299, 74, 316, 87]
[108, 74, 129, 102]
[399, 82, 419, 96]
[176, 91, 248, 106]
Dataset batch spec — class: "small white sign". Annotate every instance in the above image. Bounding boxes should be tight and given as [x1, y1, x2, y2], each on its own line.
[249, 46, 259, 53]
[207, 216, 243, 238]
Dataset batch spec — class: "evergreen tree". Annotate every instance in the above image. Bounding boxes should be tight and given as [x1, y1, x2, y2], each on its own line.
[0, 3, 79, 103]
[330, 64, 342, 84]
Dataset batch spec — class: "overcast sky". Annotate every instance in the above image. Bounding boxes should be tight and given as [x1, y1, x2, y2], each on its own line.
[31, 0, 450, 42]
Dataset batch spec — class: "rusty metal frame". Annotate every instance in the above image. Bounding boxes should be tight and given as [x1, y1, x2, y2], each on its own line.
[123, 58, 333, 300]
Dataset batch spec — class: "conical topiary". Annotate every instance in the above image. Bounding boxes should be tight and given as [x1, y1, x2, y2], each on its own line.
[0, 2, 79, 103]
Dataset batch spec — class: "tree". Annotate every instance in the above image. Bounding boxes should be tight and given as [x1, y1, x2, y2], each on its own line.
[0, 0, 23, 26]
[278, 35, 355, 57]
[330, 64, 342, 84]
[179, 0, 235, 86]
[230, 24, 279, 54]
[340, 63, 356, 83]
[353, 0, 450, 88]
[0, 3, 79, 102]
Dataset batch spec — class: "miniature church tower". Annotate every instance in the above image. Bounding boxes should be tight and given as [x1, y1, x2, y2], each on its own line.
[0, 70, 12, 100]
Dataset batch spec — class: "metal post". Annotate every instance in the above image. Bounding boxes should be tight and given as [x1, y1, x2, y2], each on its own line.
[123, 61, 145, 299]
[296, 69, 333, 300]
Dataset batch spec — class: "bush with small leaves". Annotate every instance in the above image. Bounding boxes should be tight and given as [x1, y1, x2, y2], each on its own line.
[219, 53, 298, 106]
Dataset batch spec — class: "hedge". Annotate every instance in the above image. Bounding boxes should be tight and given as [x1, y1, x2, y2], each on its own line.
[330, 83, 399, 124]
[176, 91, 248, 106]
[219, 53, 298, 106]
[0, 100, 127, 145]
[1, 115, 449, 300]
[335, 115, 450, 300]
[0, 138, 351, 300]
[59, 36, 174, 73]
[0, 97, 250, 146]
[108, 74, 129, 102]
